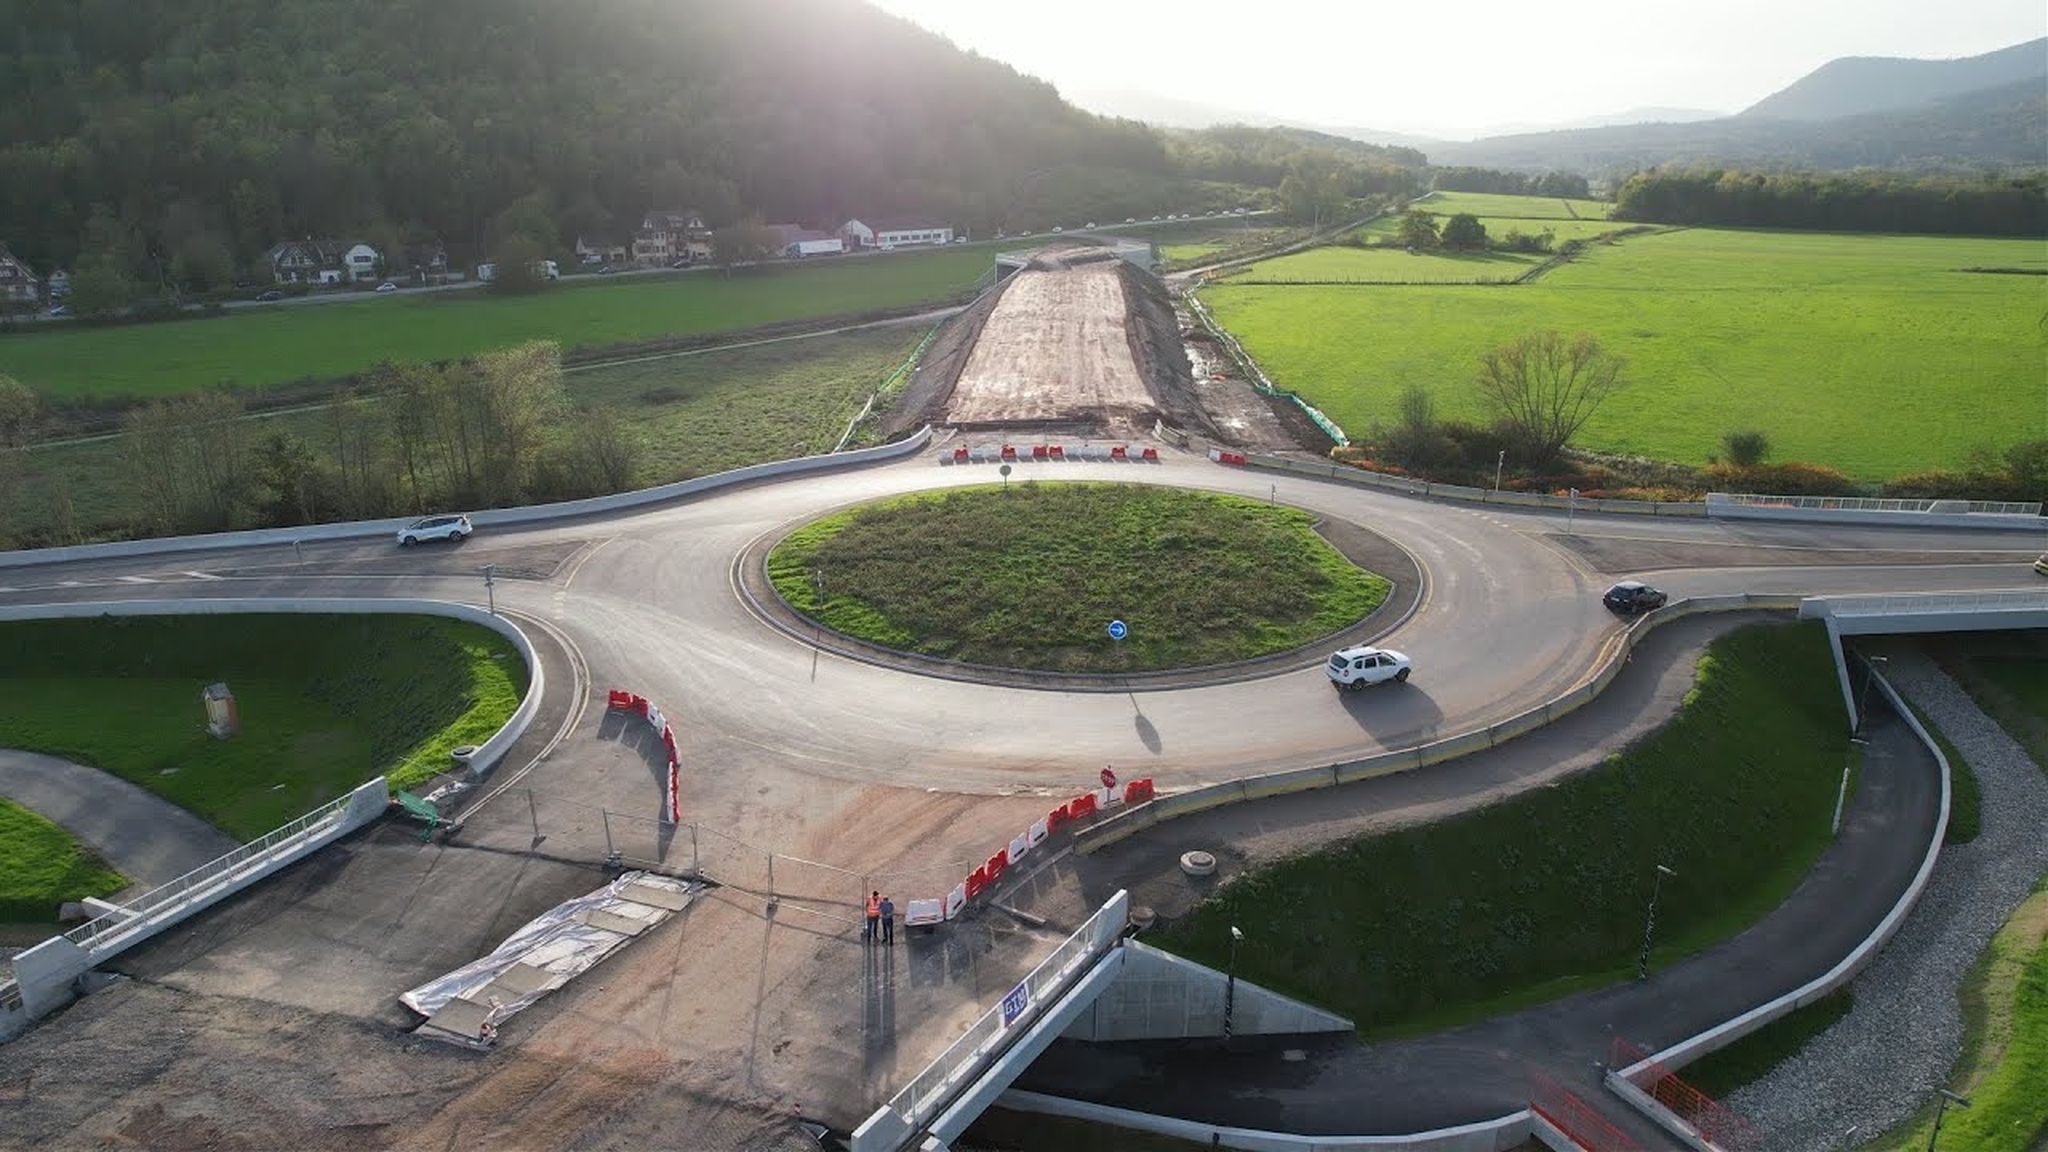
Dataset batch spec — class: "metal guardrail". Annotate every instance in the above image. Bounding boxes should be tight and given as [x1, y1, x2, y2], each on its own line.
[1709, 492, 2041, 515]
[62, 791, 356, 957]
[1818, 589, 2048, 617]
[880, 891, 1128, 1142]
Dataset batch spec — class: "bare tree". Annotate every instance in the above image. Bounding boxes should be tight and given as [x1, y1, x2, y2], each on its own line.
[0, 374, 37, 447]
[326, 390, 394, 518]
[1474, 332, 1624, 466]
[572, 405, 640, 493]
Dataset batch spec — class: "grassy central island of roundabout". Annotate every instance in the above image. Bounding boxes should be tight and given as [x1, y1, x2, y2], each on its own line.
[768, 482, 1391, 674]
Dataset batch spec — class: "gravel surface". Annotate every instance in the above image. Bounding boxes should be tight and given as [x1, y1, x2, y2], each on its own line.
[1724, 646, 2048, 1150]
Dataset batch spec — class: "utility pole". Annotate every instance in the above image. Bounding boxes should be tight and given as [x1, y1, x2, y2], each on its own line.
[1637, 864, 1674, 980]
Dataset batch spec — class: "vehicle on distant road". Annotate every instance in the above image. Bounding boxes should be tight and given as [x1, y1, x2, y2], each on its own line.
[256, 290, 284, 302]
[1603, 581, 1668, 615]
[374, 281, 397, 293]
[1326, 645, 1412, 691]
[46, 304, 70, 318]
[2034, 553, 2048, 577]
[396, 514, 472, 546]
[597, 264, 617, 274]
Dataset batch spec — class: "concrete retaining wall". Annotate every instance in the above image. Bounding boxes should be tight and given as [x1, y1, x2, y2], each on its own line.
[1077, 594, 1800, 855]
[0, 426, 934, 570]
[1243, 455, 1705, 519]
[0, 598, 542, 777]
[1061, 940, 1352, 1042]
[995, 1091, 1532, 1152]
[1705, 499, 2040, 531]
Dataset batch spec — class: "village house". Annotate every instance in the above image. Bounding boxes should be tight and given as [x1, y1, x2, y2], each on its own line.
[840, 218, 955, 249]
[575, 236, 631, 266]
[0, 243, 41, 307]
[264, 238, 382, 285]
[632, 210, 712, 267]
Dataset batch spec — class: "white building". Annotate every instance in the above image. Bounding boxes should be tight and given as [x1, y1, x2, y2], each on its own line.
[841, 219, 954, 249]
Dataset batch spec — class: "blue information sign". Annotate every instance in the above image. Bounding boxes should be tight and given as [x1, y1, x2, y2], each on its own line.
[1107, 619, 1128, 641]
[1001, 980, 1032, 1028]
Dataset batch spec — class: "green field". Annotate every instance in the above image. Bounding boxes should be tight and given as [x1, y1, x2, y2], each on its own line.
[1205, 227, 2048, 478]
[0, 247, 989, 402]
[768, 483, 1390, 673]
[1155, 622, 1852, 1036]
[1411, 190, 1614, 219]
[1352, 214, 1632, 247]
[7, 326, 924, 541]
[0, 797, 126, 923]
[1227, 245, 1545, 284]
[0, 615, 527, 837]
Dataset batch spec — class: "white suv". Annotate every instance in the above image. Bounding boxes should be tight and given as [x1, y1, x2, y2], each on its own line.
[1326, 645, 1411, 692]
[397, 514, 472, 546]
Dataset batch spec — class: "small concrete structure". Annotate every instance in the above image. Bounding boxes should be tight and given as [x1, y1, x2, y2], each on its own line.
[1062, 939, 1352, 1042]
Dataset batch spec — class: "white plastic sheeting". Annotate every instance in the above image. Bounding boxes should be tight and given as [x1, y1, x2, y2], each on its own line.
[401, 871, 692, 1035]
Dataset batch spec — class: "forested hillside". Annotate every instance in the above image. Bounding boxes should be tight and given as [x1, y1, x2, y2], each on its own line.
[0, 0, 1420, 288]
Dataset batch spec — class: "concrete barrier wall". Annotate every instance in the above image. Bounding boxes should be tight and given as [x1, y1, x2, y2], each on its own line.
[0, 426, 933, 570]
[1061, 940, 1352, 1042]
[0, 598, 542, 777]
[1076, 594, 1794, 855]
[1705, 502, 2040, 531]
[995, 1091, 1531, 1152]
[1241, 455, 1708, 520]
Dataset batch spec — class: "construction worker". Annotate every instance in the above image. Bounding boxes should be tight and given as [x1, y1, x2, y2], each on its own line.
[879, 895, 896, 946]
[865, 890, 881, 942]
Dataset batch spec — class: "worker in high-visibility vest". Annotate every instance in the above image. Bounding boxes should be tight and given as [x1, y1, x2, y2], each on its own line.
[865, 890, 881, 943]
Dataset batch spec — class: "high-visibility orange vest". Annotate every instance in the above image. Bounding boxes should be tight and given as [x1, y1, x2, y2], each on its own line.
[866, 895, 881, 919]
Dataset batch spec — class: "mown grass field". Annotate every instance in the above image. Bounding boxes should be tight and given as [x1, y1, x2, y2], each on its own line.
[0, 247, 989, 402]
[0, 797, 125, 923]
[1205, 227, 2048, 479]
[1156, 622, 1852, 1036]
[9, 326, 925, 540]
[1351, 214, 1630, 246]
[1410, 190, 1614, 219]
[768, 482, 1389, 673]
[0, 615, 526, 837]
[1226, 245, 1545, 284]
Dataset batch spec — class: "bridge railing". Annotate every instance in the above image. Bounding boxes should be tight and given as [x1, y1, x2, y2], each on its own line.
[856, 890, 1128, 1151]
[62, 789, 363, 958]
[1708, 492, 2041, 515]
[1818, 589, 2048, 617]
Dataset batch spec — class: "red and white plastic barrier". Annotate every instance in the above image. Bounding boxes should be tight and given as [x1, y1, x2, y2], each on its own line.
[607, 689, 683, 824]
[910, 776, 1155, 929]
[1208, 448, 1249, 466]
[940, 442, 1161, 465]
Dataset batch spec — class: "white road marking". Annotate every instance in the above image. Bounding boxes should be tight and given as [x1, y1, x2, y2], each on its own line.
[117, 575, 155, 584]
[182, 571, 223, 580]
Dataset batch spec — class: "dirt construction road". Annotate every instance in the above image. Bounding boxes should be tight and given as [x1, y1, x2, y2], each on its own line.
[943, 265, 1154, 426]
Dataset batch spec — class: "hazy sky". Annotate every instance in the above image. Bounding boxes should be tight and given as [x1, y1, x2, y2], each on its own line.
[870, 0, 2047, 139]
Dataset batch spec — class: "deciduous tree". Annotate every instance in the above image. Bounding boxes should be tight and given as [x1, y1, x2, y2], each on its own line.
[1396, 210, 1440, 250]
[1440, 213, 1488, 251]
[1475, 332, 1625, 466]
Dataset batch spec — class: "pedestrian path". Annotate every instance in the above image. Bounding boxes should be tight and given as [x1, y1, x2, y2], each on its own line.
[0, 749, 237, 893]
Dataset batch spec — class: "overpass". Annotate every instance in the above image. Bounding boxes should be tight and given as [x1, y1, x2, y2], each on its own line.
[1800, 588, 2048, 725]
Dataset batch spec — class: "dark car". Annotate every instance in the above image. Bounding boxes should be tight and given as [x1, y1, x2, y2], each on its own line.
[1604, 581, 1668, 615]
[256, 290, 285, 302]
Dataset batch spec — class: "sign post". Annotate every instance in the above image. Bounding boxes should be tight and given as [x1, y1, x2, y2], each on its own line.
[481, 563, 498, 616]
[1107, 619, 1128, 642]
[999, 462, 1012, 492]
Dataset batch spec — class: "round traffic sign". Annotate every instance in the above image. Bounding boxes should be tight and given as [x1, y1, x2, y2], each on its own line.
[1107, 619, 1128, 641]
[999, 463, 1012, 478]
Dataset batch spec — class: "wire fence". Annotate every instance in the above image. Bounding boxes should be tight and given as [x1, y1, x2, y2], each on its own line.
[501, 788, 982, 931]
[1611, 1037, 1763, 1152]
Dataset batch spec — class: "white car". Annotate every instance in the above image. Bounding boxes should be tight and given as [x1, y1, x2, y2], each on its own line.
[397, 514, 472, 546]
[375, 281, 398, 293]
[1326, 645, 1411, 692]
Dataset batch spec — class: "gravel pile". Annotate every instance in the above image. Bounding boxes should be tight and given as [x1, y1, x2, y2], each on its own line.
[1724, 649, 2048, 1150]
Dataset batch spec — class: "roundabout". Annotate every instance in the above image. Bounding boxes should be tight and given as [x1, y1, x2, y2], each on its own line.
[749, 480, 1420, 688]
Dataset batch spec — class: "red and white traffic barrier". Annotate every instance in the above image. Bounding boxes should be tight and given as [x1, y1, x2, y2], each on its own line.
[1208, 448, 1249, 466]
[926, 772, 1156, 924]
[607, 689, 683, 824]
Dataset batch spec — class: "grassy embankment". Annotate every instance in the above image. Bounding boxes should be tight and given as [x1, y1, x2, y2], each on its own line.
[769, 483, 1389, 673]
[12, 326, 925, 538]
[0, 798, 126, 923]
[1156, 621, 1853, 1037]
[1203, 203, 2047, 480]
[1931, 631, 2048, 776]
[0, 246, 990, 403]
[0, 615, 526, 838]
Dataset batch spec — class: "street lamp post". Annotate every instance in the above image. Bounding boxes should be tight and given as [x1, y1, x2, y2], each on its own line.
[1835, 737, 1868, 835]
[1494, 450, 1505, 493]
[1926, 1087, 1970, 1151]
[1637, 864, 1674, 981]
[1224, 925, 1244, 1039]
[1855, 654, 1891, 734]
[481, 564, 497, 616]
[1567, 487, 1579, 532]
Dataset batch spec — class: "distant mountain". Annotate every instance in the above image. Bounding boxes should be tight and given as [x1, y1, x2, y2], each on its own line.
[1741, 37, 2047, 121]
[1069, 88, 1445, 155]
[1434, 40, 2047, 176]
[1479, 107, 1725, 136]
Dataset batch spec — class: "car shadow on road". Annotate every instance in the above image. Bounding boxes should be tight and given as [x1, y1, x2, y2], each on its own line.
[1337, 681, 1445, 745]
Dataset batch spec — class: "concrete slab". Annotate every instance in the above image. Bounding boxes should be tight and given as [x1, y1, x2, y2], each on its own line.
[583, 908, 653, 937]
[426, 996, 494, 1040]
[621, 881, 692, 911]
[487, 961, 559, 996]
